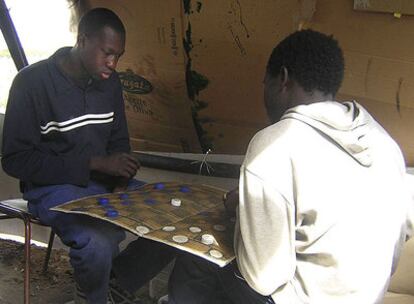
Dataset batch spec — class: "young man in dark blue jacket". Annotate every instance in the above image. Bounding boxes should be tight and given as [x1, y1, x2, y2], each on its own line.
[2, 8, 173, 304]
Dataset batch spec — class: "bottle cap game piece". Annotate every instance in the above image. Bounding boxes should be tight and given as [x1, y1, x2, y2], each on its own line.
[179, 186, 190, 193]
[213, 224, 226, 232]
[209, 250, 223, 259]
[154, 183, 165, 190]
[162, 226, 176, 232]
[201, 234, 215, 245]
[98, 197, 110, 205]
[136, 226, 150, 235]
[171, 198, 181, 207]
[189, 226, 201, 233]
[172, 235, 189, 244]
[119, 193, 129, 200]
[105, 209, 118, 218]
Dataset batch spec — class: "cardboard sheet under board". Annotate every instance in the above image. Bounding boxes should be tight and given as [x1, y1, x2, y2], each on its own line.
[52, 182, 235, 267]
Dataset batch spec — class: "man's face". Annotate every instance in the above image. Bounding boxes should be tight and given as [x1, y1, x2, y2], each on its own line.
[79, 26, 125, 81]
[264, 72, 288, 123]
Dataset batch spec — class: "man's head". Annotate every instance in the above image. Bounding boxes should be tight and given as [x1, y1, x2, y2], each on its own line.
[264, 29, 344, 123]
[75, 8, 126, 81]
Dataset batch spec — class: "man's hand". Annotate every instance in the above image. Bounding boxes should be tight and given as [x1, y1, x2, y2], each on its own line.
[224, 187, 239, 217]
[112, 176, 129, 193]
[90, 153, 140, 178]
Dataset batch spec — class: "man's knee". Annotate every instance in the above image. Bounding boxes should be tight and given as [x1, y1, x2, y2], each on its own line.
[69, 228, 125, 267]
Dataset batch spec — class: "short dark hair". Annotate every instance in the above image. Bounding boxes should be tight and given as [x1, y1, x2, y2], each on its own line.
[78, 7, 125, 37]
[266, 29, 344, 96]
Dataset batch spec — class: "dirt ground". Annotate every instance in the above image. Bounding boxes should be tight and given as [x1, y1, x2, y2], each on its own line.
[0, 239, 162, 304]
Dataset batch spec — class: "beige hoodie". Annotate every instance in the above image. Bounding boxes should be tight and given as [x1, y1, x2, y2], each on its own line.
[235, 101, 414, 304]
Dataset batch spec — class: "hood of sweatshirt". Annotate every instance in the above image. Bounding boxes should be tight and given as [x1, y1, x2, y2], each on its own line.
[282, 101, 373, 167]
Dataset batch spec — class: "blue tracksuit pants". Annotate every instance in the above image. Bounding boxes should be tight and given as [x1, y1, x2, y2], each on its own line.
[24, 180, 146, 304]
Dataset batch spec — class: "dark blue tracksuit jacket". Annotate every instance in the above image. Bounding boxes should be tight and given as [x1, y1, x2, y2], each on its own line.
[1, 47, 130, 190]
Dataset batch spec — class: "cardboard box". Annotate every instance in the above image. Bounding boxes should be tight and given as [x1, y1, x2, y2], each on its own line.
[79, 0, 414, 165]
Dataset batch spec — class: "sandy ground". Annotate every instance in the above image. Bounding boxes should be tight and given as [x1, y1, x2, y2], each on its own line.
[0, 239, 163, 304]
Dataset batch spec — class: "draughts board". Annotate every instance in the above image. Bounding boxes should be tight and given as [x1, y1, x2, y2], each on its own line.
[52, 182, 235, 266]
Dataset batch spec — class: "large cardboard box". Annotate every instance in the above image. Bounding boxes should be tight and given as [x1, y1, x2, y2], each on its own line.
[79, 0, 414, 165]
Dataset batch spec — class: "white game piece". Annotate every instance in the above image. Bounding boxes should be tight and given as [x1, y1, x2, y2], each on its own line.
[209, 250, 223, 259]
[136, 225, 150, 235]
[189, 226, 202, 233]
[201, 234, 215, 245]
[172, 235, 189, 244]
[162, 226, 176, 232]
[213, 224, 226, 231]
[171, 198, 181, 207]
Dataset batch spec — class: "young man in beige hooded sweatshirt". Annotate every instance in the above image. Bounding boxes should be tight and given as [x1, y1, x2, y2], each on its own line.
[166, 30, 414, 304]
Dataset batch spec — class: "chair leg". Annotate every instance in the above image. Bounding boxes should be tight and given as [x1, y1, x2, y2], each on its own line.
[23, 216, 31, 304]
[42, 230, 55, 274]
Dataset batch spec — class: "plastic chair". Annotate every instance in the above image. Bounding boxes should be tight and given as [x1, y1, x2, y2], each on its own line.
[0, 198, 55, 304]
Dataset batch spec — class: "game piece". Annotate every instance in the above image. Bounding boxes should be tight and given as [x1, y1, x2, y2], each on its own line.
[98, 197, 110, 205]
[209, 250, 223, 259]
[162, 226, 176, 232]
[179, 186, 191, 193]
[172, 235, 189, 244]
[105, 209, 118, 218]
[189, 226, 201, 233]
[120, 201, 131, 206]
[213, 224, 226, 231]
[201, 234, 215, 245]
[136, 226, 150, 235]
[171, 198, 181, 207]
[119, 193, 129, 200]
[154, 182, 165, 190]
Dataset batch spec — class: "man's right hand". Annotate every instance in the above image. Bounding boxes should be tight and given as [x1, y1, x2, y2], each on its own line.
[89, 153, 140, 178]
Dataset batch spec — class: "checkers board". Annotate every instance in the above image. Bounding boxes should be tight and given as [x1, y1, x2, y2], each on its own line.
[52, 182, 235, 267]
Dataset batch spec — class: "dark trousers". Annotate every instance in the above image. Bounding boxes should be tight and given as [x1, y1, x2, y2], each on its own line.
[24, 180, 175, 304]
[168, 254, 275, 304]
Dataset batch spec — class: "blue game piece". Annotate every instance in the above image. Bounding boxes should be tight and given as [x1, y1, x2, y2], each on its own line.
[144, 198, 157, 205]
[105, 209, 119, 218]
[179, 186, 191, 193]
[98, 197, 110, 206]
[119, 193, 129, 200]
[154, 183, 165, 190]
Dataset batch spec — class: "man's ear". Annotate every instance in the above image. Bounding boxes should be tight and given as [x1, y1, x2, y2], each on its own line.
[280, 66, 289, 87]
[77, 33, 86, 48]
